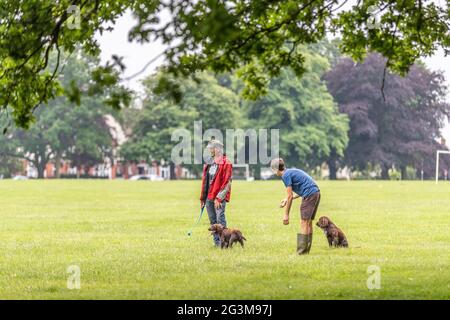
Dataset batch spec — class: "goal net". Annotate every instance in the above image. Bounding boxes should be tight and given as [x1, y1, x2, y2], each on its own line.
[435, 150, 450, 183]
[232, 164, 253, 181]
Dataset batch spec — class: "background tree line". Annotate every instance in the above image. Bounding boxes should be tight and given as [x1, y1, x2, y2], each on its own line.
[2, 1, 448, 129]
[1, 40, 449, 180]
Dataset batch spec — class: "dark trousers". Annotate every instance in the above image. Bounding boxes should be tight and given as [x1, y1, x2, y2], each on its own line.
[205, 199, 227, 246]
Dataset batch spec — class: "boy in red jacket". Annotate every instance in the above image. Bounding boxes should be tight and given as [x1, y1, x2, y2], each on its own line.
[200, 140, 232, 246]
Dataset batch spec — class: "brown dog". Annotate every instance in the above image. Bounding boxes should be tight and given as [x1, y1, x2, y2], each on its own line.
[316, 216, 348, 248]
[208, 224, 247, 249]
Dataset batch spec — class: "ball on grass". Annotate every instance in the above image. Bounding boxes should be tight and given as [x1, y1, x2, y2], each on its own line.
[187, 231, 192, 236]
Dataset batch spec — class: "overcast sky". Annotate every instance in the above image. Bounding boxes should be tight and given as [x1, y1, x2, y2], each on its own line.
[96, 10, 450, 144]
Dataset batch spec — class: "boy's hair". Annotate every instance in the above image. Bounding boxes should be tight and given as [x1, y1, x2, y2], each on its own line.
[270, 158, 285, 172]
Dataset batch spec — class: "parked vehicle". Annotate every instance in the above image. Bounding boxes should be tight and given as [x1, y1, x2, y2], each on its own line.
[129, 174, 164, 181]
[12, 175, 29, 180]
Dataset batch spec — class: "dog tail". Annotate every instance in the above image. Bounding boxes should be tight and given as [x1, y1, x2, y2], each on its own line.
[236, 231, 246, 241]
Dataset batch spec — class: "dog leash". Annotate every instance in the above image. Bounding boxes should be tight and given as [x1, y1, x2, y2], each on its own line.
[187, 204, 206, 237]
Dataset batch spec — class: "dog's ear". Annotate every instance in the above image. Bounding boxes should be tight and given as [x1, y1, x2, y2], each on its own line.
[316, 217, 322, 227]
[318, 216, 329, 227]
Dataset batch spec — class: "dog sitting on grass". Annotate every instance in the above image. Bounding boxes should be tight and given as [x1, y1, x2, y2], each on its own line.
[316, 216, 348, 248]
[208, 224, 246, 249]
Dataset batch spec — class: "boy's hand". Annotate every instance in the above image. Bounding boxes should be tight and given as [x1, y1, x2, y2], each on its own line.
[283, 214, 289, 225]
[279, 198, 288, 208]
[214, 199, 222, 209]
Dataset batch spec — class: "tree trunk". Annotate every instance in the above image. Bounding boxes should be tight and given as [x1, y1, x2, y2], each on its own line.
[36, 163, 45, 179]
[253, 163, 261, 180]
[169, 162, 177, 180]
[34, 153, 46, 179]
[381, 165, 390, 180]
[416, 168, 421, 180]
[55, 152, 62, 179]
[34, 148, 47, 179]
[328, 150, 339, 180]
[328, 160, 337, 180]
[400, 165, 407, 180]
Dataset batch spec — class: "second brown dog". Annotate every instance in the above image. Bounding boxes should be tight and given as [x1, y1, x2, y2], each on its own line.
[208, 224, 247, 249]
[316, 216, 348, 248]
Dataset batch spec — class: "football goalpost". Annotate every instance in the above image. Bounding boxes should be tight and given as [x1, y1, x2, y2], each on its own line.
[232, 164, 253, 181]
[435, 150, 450, 184]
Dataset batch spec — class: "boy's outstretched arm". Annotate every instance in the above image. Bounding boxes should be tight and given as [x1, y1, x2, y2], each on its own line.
[279, 192, 300, 208]
[283, 186, 294, 225]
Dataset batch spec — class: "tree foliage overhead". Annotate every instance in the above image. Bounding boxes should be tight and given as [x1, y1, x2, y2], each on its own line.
[324, 53, 450, 179]
[1, 0, 449, 128]
[0, 0, 132, 129]
[0, 52, 115, 178]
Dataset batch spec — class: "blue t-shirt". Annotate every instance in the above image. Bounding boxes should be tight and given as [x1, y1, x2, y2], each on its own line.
[281, 168, 319, 198]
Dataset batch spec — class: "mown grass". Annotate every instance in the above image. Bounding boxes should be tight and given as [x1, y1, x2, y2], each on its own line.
[0, 179, 448, 299]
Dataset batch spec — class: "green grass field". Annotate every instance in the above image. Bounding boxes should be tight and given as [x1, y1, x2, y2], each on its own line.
[0, 180, 448, 299]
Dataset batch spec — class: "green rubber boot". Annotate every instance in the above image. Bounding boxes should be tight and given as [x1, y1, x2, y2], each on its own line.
[306, 233, 313, 254]
[297, 234, 309, 255]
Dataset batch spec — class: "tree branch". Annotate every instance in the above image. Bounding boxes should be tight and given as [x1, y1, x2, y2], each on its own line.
[1, 151, 34, 163]
[380, 0, 407, 101]
[213, 0, 321, 61]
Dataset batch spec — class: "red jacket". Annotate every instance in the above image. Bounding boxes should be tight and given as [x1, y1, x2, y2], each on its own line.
[200, 155, 232, 203]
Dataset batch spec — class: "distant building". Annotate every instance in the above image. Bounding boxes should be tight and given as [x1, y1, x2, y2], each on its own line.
[19, 158, 197, 180]
[15, 114, 195, 180]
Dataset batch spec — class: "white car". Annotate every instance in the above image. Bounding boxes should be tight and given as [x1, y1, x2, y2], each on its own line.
[12, 175, 29, 180]
[129, 174, 164, 181]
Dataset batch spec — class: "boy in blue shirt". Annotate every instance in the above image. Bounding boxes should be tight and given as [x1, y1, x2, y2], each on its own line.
[271, 158, 321, 255]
